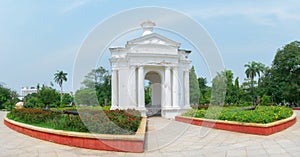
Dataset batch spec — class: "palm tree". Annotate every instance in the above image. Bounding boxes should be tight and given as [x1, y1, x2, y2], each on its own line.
[244, 62, 260, 106]
[54, 70, 68, 105]
[256, 62, 266, 85]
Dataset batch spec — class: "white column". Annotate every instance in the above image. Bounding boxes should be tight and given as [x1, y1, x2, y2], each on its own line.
[184, 70, 190, 107]
[130, 66, 137, 106]
[172, 67, 179, 108]
[164, 66, 171, 108]
[138, 66, 145, 108]
[111, 69, 118, 109]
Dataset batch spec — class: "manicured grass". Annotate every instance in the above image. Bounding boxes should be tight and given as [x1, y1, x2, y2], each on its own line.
[182, 106, 293, 124]
[7, 108, 141, 135]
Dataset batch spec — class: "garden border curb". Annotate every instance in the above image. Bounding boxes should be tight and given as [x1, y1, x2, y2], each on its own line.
[175, 112, 296, 135]
[4, 116, 147, 152]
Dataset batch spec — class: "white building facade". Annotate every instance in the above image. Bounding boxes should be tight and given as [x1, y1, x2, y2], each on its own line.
[109, 21, 191, 118]
[21, 87, 37, 97]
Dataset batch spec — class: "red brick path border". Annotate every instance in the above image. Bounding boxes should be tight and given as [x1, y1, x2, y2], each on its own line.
[4, 117, 146, 153]
[175, 113, 296, 135]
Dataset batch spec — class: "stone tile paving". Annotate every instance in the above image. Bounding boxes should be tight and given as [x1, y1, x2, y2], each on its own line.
[1, 111, 300, 157]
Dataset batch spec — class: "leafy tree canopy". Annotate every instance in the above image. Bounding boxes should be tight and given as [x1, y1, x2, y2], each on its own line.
[270, 41, 300, 103]
[189, 66, 200, 105]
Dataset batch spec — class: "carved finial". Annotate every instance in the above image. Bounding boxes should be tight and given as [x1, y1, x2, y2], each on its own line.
[141, 21, 156, 36]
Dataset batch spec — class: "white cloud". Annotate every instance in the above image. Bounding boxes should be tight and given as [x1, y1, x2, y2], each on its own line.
[60, 0, 91, 14]
[186, 1, 300, 26]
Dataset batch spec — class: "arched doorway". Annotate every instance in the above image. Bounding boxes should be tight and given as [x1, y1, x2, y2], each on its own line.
[144, 71, 162, 117]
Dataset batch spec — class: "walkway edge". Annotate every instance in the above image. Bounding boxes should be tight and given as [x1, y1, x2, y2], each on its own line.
[175, 112, 297, 135]
[4, 116, 147, 152]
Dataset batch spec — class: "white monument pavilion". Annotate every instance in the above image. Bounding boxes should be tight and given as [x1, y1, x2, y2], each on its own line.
[109, 21, 191, 118]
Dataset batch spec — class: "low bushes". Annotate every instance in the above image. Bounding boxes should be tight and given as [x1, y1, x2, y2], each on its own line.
[182, 106, 293, 124]
[7, 108, 141, 135]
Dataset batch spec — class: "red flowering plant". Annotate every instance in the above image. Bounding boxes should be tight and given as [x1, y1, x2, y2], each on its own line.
[78, 109, 141, 134]
[7, 108, 141, 135]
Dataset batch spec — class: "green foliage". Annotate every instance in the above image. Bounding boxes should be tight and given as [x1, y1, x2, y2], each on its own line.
[191, 104, 209, 110]
[7, 108, 142, 135]
[261, 95, 272, 106]
[38, 86, 60, 108]
[223, 70, 241, 104]
[51, 106, 76, 111]
[61, 93, 73, 105]
[211, 71, 226, 105]
[25, 97, 44, 108]
[198, 77, 210, 104]
[54, 70, 68, 105]
[0, 84, 19, 110]
[0, 86, 11, 109]
[244, 61, 266, 105]
[80, 67, 111, 106]
[182, 106, 293, 124]
[75, 88, 99, 105]
[54, 70, 68, 89]
[269, 41, 300, 104]
[82, 67, 109, 88]
[101, 105, 111, 111]
[189, 66, 200, 104]
[80, 109, 141, 134]
[232, 77, 242, 104]
[237, 102, 253, 107]
[3, 101, 13, 110]
[23, 85, 61, 109]
[144, 82, 151, 105]
[240, 79, 253, 103]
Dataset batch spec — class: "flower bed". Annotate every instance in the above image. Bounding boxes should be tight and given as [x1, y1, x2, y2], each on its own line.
[176, 106, 296, 135]
[5, 108, 146, 152]
[4, 116, 146, 152]
[182, 106, 293, 123]
[7, 108, 141, 135]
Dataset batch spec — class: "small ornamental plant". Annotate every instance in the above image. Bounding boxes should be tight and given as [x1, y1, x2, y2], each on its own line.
[7, 108, 141, 135]
[182, 106, 293, 124]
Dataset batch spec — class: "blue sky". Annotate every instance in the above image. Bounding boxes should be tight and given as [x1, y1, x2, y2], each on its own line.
[0, 0, 299, 94]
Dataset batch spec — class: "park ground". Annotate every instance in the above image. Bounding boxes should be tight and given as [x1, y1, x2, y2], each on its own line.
[1, 111, 300, 157]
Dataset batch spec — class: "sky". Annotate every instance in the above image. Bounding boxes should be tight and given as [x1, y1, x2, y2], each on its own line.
[0, 0, 300, 94]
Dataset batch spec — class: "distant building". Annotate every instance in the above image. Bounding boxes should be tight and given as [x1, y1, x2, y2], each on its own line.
[21, 86, 37, 97]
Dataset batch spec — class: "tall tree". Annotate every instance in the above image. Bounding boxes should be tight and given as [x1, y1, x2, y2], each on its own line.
[198, 77, 209, 104]
[189, 66, 200, 105]
[75, 88, 98, 106]
[211, 71, 227, 105]
[256, 62, 266, 85]
[82, 67, 109, 88]
[0, 86, 11, 109]
[244, 61, 264, 105]
[39, 86, 60, 108]
[270, 41, 300, 104]
[233, 77, 242, 104]
[54, 70, 68, 104]
[212, 70, 239, 105]
[224, 70, 234, 104]
[80, 67, 111, 106]
[0, 84, 19, 110]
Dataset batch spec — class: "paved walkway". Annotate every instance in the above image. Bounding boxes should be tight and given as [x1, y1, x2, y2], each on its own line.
[1, 111, 300, 157]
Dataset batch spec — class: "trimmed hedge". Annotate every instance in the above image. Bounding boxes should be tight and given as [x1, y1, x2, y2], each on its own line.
[182, 106, 293, 124]
[7, 108, 141, 135]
